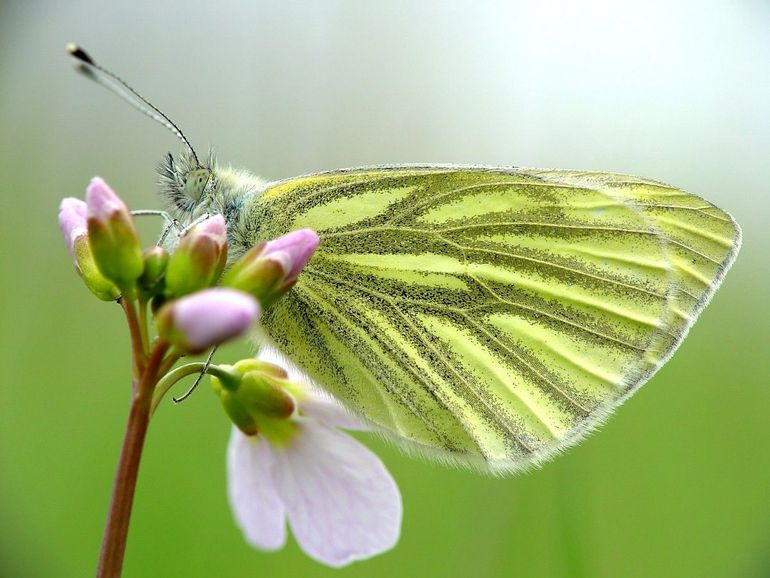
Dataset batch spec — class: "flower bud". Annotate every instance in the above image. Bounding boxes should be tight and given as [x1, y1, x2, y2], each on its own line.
[233, 358, 289, 381]
[211, 358, 297, 439]
[239, 371, 296, 419]
[58, 197, 120, 300]
[86, 177, 144, 292]
[216, 388, 259, 436]
[165, 215, 228, 297]
[138, 246, 169, 295]
[59, 197, 87, 259]
[157, 288, 260, 354]
[222, 229, 319, 307]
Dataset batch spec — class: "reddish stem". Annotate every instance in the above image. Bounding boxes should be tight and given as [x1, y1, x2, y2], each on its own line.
[95, 341, 169, 578]
[120, 297, 147, 377]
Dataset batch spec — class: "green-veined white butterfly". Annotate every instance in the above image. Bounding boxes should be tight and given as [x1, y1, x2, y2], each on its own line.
[69, 45, 741, 474]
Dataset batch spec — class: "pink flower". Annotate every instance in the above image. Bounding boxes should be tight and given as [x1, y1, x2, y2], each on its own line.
[158, 288, 260, 353]
[226, 347, 402, 567]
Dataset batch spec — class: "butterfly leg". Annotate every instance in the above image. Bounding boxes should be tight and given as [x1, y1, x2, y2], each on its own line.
[131, 209, 182, 246]
[176, 213, 210, 237]
[172, 346, 218, 404]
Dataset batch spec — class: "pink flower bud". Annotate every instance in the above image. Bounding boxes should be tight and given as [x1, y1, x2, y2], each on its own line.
[158, 288, 260, 354]
[165, 214, 228, 297]
[58, 196, 120, 301]
[196, 214, 227, 239]
[222, 229, 319, 307]
[86, 177, 129, 221]
[261, 229, 320, 281]
[59, 197, 88, 259]
[85, 177, 144, 291]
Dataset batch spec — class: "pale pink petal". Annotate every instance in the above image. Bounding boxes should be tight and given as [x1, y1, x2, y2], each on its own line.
[272, 420, 402, 567]
[258, 345, 368, 430]
[299, 391, 370, 431]
[227, 428, 287, 550]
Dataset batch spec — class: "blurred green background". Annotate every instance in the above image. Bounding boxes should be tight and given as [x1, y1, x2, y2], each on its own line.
[1, 1, 768, 577]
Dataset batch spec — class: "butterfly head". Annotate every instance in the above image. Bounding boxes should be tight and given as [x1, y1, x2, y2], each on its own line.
[159, 149, 219, 220]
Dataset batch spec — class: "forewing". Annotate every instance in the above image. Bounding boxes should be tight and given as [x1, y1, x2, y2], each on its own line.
[525, 169, 742, 366]
[250, 167, 740, 473]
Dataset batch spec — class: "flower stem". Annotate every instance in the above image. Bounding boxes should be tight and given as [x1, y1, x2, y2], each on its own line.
[150, 361, 207, 416]
[137, 299, 150, 353]
[96, 341, 169, 578]
[120, 297, 146, 376]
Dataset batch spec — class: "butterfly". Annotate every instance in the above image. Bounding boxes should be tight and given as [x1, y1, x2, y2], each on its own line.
[69, 44, 742, 474]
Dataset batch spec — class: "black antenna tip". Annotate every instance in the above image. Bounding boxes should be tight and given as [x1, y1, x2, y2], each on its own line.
[66, 43, 94, 65]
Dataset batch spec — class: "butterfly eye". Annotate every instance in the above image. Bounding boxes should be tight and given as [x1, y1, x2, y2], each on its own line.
[183, 168, 212, 202]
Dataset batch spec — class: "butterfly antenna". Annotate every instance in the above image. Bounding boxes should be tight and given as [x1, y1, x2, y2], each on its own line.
[66, 43, 201, 167]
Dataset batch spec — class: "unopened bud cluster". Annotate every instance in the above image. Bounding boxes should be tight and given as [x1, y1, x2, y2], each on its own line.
[210, 359, 299, 443]
[59, 177, 319, 354]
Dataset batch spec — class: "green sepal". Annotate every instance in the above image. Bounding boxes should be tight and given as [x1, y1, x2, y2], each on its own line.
[87, 212, 144, 291]
[212, 359, 299, 445]
[232, 359, 288, 380]
[72, 235, 120, 301]
[221, 246, 285, 307]
[207, 364, 243, 392]
[214, 387, 258, 436]
[249, 412, 298, 447]
[238, 371, 296, 419]
[165, 233, 226, 297]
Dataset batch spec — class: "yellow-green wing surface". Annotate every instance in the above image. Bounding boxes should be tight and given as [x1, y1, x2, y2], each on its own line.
[246, 166, 741, 473]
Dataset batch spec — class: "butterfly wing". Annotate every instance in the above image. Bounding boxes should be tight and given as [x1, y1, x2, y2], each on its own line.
[247, 166, 741, 473]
